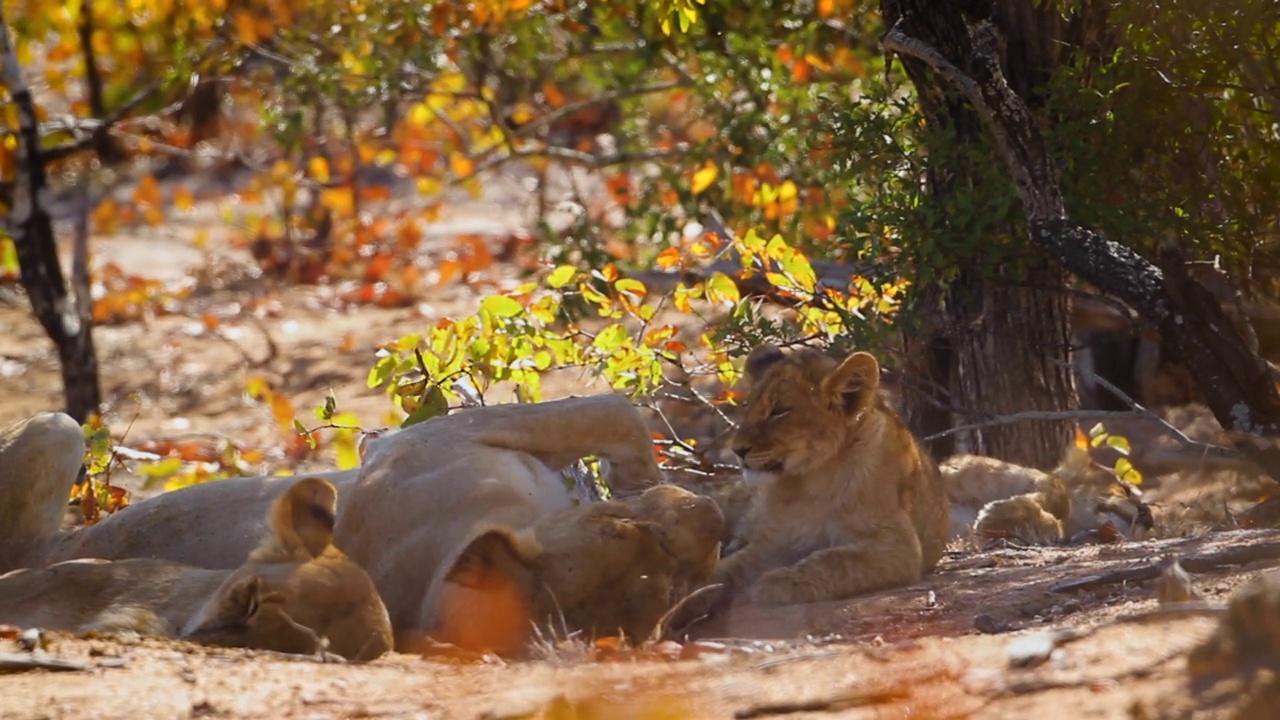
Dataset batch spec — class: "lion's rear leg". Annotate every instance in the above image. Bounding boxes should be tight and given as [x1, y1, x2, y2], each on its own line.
[456, 394, 662, 496]
[0, 412, 86, 571]
[746, 518, 924, 606]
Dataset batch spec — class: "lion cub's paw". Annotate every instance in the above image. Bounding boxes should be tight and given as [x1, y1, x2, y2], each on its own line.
[747, 568, 816, 606]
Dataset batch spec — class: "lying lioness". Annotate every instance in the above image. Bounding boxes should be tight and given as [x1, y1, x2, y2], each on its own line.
[0, 476, 393, 661]
[1, 395, 722, 655]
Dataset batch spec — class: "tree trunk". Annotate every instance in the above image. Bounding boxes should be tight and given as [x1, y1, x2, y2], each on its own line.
[1, 12, 102, 423]
[947, 264, 1076, 466]
[885, 0, 1099, 468]
[882, 7, 1280, 480]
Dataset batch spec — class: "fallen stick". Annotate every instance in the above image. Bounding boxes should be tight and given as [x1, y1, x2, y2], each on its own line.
[1050, 538, 1280, 594]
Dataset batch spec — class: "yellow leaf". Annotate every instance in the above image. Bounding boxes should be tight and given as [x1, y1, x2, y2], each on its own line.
[546, 265, 577, 289]
[309, 156, 331, 183]
[614, 278, 647, 299]
[320, 188, 354, 215]
[690, 162, 719, 195]
[416, 177, 442, 196]
[408, 102, 433, 127]
[705, 272, 740, 307]
[481, 295, 523, 318]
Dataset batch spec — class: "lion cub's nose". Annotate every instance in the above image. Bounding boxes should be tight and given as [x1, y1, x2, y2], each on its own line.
[733, 445, 750, 460]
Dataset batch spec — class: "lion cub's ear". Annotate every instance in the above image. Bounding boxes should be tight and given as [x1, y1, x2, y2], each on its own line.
[445, 529, 542, 589]
[822, 351, 881, 415]
[744, 344, 786, 384]
[267, 477, 339, 560]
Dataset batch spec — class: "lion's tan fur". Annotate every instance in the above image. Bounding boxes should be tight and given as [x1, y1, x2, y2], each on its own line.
[679, 344, 949, 619]
[1, 396, 718, 657]
[945, 447, 1154, 546]
[0, 477, 393, 661]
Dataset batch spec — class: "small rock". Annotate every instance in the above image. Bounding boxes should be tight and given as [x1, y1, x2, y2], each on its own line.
[1007, 632, 1058, 668]
[18, 628, 43, 652]
[974, 614, 1007, 634]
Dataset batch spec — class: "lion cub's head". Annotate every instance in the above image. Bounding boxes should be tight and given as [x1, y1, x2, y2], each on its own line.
[732, 344, 887, 483]
[182, 477, 393, 661]
[431, 485, 723, 656]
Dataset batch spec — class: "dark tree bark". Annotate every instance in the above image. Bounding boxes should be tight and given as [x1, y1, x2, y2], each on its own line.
[1, 13, 102, 422]
[883, 7, 1280, 479]
[884, 0, 1105, 467]
[76, 0, 126, 165]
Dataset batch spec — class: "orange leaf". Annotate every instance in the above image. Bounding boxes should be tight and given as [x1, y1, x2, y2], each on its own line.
[435, 259, 463, 286]
[232, 11, 259, 44]
[1074, 425, 1090, 449]
[269, 391, 295, 432]
[365, 253, 393, 282]
[449, 153, 474, 178]
[359, 185, 392, 202]
[655, 247, 682, 270]
[542, 82, 567, 108]
[133, 174, 161, 207]
[173, 186, 195, 212]
[818, 0, 835, 17]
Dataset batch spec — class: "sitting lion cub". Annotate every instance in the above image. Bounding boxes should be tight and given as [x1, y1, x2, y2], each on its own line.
[0, 477, 393, 661]
[678, 344, 950, 622]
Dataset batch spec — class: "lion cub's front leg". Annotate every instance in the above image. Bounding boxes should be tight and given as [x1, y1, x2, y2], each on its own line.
[747, 516, 924, 606]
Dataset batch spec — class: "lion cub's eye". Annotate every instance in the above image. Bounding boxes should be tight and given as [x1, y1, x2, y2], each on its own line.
[770, 406, 791, 418]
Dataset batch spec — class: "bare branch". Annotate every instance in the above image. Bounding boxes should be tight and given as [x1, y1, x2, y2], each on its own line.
[923, 409, 1142, 442]
[1050, 358, 1245, 462]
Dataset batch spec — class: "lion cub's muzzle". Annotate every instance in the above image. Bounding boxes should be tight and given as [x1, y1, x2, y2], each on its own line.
[734, 445, 784, 475]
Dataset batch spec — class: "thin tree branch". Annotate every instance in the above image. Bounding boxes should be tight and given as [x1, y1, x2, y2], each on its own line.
[1049, 358, 1245, 462]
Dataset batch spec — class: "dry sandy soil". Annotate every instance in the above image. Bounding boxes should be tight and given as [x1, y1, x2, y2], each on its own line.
[2, 170, 1279, 719]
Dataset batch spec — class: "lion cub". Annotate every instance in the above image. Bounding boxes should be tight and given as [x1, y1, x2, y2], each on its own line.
[945, 446, 1154, 546]
[0, 477, 393, 661]
[677, 344, 950, 623]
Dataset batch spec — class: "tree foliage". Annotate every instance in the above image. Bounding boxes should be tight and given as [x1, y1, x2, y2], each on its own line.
[4, 0, 1280, 503]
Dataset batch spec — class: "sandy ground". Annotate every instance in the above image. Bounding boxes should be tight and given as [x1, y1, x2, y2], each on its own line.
[4, 528, 1277, 719]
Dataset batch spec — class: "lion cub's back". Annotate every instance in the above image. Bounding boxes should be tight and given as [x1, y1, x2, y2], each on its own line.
[888, 414, 950, 572]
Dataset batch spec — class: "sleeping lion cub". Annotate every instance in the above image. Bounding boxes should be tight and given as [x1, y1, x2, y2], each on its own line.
[677, 344, 950, 624]
[0, 477, 393, 661]
[944, 446, 1154, 546]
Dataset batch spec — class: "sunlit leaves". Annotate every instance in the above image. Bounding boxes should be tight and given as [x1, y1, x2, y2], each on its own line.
[653, 0, 707, 35]
[690, 162, 719, 195]
[704, 271, 740, 307]
[481, 294, 524, 318]
[1087, 423, 1144, 485]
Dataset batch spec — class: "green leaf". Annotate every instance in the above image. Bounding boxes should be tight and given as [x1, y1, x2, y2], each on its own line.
[1105, 434, 1130, 456]
[135, 457, 184, 479]
[705, 271, 741, 306]
[481, 295, 524, 318]
[314, 391, 338, 421]
[546, 265, 577, 289]
[366, 355, 397, 390]
[1114, 457, 1142, 485]
[292, 418, 308, 436]
[593, 323, 629, 352]
[400, 385, 449, 428]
